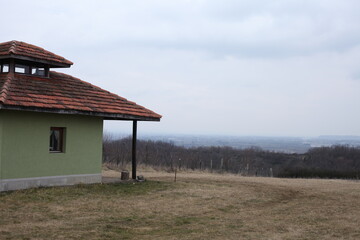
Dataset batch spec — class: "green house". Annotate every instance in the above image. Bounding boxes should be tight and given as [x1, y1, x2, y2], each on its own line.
[0, 41, 161, 191]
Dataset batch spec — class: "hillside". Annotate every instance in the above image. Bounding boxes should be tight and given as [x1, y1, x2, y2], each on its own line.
[103, 138, 360, 179]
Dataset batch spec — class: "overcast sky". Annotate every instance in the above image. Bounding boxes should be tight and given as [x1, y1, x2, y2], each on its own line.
[2, 0, 360, 137]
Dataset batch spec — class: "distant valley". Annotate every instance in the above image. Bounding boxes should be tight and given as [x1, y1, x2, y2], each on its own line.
[137, 134, 360, 153]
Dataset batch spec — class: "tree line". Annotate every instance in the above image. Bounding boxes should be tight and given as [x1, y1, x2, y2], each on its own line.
[103, 136, 360, 179]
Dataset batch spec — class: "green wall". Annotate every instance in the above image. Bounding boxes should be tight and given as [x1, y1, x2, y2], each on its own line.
[0, 115, 2, 179]
[0, 110, 103, 179]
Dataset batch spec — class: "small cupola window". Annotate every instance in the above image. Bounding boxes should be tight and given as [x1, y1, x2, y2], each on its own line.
[15, 64, 30, 74]
[31, 66, 45, 76]
[0, 63, 9, 73]
[13, 62, 48, 77]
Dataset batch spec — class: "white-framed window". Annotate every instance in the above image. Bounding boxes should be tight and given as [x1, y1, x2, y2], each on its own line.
[50, 127, 66, 153]
[0, 63, 9, 73]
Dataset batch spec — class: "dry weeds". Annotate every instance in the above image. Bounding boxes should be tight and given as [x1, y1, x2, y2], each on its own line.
[0, 167, 359, 240]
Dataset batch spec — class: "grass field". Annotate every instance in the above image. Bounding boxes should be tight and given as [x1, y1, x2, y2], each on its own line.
[1, 168, 359, 240]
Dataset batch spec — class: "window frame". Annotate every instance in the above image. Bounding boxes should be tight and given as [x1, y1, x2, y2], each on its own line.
[0, 63, 9, 73]
[31, 66, 45, 76]
[11, 61, 48, 77]
[49, 127, 65, 153]
[15, 64, 30, 74]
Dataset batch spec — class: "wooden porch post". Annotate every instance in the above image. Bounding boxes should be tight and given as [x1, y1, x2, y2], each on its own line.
[132, 120, 137, 179]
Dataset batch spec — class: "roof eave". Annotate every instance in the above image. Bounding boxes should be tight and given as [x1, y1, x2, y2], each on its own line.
[0, 105, 161, 122]
[0, 54, 72, 68]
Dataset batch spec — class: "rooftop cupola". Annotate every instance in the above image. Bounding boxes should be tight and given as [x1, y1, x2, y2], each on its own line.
[0, 40, 73, 77]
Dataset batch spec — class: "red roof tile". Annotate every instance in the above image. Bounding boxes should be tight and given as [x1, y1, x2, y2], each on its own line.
[0, 41, 73, 67]
[0, 72, 161, 121]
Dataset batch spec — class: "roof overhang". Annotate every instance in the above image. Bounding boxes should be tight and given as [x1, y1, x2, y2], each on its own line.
[0, 54, 72, 68]
[0, 105, 161, 122]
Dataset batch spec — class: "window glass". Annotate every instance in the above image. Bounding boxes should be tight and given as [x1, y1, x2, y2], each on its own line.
[15, 64, 29, 74]
[1, 64, 9, 73]
[50, 127, 65, 152]
[31, 67, 45, 76]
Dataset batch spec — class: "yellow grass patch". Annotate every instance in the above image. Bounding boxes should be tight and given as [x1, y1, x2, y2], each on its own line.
[0, 167, 359, 239]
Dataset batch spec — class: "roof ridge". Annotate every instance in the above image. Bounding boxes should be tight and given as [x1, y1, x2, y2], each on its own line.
[0, 74, 13, 104]
[9, 40, 17, 54]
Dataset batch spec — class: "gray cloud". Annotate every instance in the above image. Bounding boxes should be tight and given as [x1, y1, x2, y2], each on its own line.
[4, 0, 360, 58]
[2, 0, 360, 136]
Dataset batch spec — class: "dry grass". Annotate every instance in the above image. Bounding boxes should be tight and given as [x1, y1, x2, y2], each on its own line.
[1, 167, 359, 240]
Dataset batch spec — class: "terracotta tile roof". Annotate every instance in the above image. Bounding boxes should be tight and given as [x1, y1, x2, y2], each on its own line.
[0, 41, 73, 67]
[0, 72, 161, 121]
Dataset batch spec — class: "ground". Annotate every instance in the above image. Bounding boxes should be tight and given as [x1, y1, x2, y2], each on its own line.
[0, 167, 359, 240]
